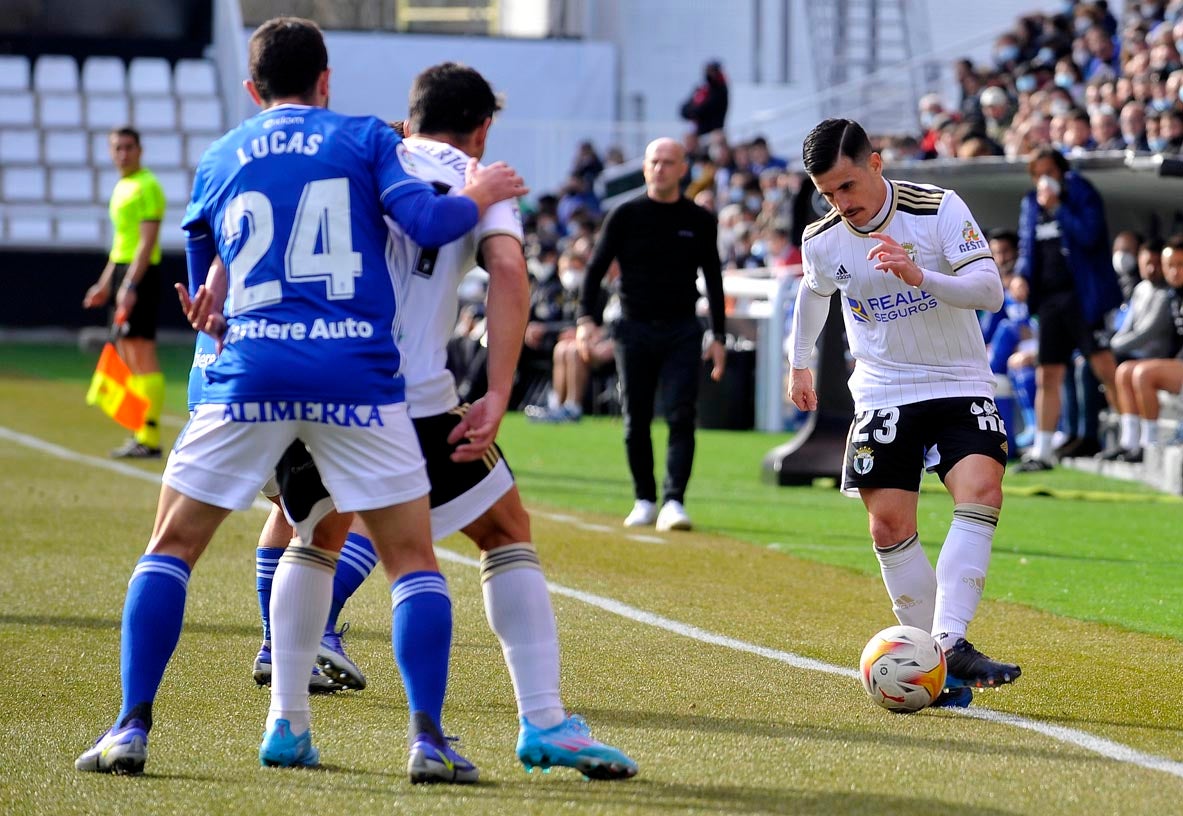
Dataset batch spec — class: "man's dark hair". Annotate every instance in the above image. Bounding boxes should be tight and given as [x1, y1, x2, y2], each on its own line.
[987, 227, 1018, 247]
[802, 118, 872, 176]
[1166, 234, 1183, 253]
[408, 62, 501, 136]
[1027, 147, 1070, 175]
[1143, 235, 1164, 253]
[109, 126, 140, 146]
[248, 17, 327, 103]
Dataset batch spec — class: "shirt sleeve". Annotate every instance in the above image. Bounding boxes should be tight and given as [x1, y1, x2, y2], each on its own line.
[477, 196, 524, 245]
[142, 177, 165, 222]
[801, 241, 838, 297]
[937, 191, 993, 272]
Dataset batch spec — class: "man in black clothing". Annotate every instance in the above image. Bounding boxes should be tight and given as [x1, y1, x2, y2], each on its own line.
[577, 137, 727, 532]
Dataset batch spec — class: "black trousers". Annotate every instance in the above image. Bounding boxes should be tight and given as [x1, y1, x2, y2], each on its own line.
[613, 316, 703, 504]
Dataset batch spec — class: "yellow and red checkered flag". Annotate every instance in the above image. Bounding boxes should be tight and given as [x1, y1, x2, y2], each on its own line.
[85, 338, 148, 431]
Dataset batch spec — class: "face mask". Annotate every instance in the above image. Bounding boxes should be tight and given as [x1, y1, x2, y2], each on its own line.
[728, 187, 745, 204]
[1123, 130, 1141, 144]
[1054, 73, 1075, 89]
[1017, 74, 1037, 93]
[1151, 136, 1169, 151]
[528, 258, 556, 282]
[1050, 98, 1071, 115]
[1075, 17, 1092, 35]
[559, 270, 585, 292]
[750, 240, 767, 258]
[766, 188, 785, 204]
[1176, 39, 1183, 56]
[1143, 2, 1161, 17]
[1113, 251, 1138, 276]
[745, 194, 763, 211]
[996, 45, 1020, 64]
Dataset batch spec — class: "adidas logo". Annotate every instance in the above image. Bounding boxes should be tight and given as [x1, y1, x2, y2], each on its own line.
[835, 264, 851, 281]
[895, 594, 920, 609]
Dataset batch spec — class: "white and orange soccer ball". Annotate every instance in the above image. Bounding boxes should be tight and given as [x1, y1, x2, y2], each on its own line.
[859, 625, 947, 713]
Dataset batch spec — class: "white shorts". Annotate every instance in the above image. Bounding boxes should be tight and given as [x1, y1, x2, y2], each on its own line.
[164, 401, 429, 513]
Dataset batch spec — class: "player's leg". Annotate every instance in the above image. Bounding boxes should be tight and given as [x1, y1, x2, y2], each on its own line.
[1100, 359, 1141, 458]
[655, 318, 702, 531]
[78, 405, 286, 773]
[931, 398, 1019, 690]
[1130, 358, 1183, 458]
[615, 319, 661, 524]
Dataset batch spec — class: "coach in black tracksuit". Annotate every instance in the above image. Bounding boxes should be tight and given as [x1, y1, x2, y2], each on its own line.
[576, 137, 727, 532]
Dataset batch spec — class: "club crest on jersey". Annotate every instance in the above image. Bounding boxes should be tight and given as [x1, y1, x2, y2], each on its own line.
[959, 220, 987, 253]
[395, 141, 418, 174]
[847, 297, 871, 324]
[852, 446, 875, 475]
[900, 242, 918, 264]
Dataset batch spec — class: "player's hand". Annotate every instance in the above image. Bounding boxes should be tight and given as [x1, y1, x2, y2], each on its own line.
[1035, 177, 1060, 211]
[174, 282, 227, 352]
[704, 338, 726, 382]
[867, 232, 923, 287]
[575, 321, 599, 361]
[464, 159, 529, 210]
[83, 282, 109, 309]
[114, 286, 137, 326]
[447, 389, 509, 462]
[523, 322, 546, 349]
[788, 366, 817, 412]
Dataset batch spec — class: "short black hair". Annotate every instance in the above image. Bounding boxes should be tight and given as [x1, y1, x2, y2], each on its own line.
[408, 62, 501, 137]
[802, 118, 872, 177]
[987, 228, 1018, 247]
[248, 17, 327, 103]
[109, 126, 141, 146]
[1166, 234, 1183, 253]
[1027, 147, 1069, 175]
[1143, 236, 1164, 253]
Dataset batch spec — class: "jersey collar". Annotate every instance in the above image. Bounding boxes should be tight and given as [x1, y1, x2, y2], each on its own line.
[843, 179, 897, 238]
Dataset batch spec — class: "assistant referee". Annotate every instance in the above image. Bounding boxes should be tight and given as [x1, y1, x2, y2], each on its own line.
[576, 137, 726, 532]
[83, 126, 167, 458]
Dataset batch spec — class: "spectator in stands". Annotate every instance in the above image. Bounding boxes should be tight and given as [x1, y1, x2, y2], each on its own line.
[1091, 105, 1126, 148]
[1083, 24, 1122, 80]
[680, 60, 729, 136]
[1112, 229, 1145, 298]
[1097, 234, 1183, 461]
[576, 137, 726, 532]
[982, 229, 1033, 457]
[980, 86, 1014, 143]
[1014, 148, 1124, 470]
[556, 174, 600, 230]
[571, 140, 604, 187]
[918, 93, 946, 157]
[604, 146, 626, 167]
[82, 126, 167, 459]
[747, 136, 788, 174]
[1161, 107, 1183, 151]
[1063, 107, 1098, 153]
[1109, 235, 1174, 365]
[1121, 100, 1151, 150]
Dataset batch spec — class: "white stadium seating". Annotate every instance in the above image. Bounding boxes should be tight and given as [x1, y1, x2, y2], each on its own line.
[0, 129, 40, 164]
[174, 59, 217, 96]
[38, 93, 83, 129]
[0, 55, 31, 91]
[55, 209, 106, 245]
[4, 166, 46, 202]
[185, 132, 219, 166]
[132, 96, 177, 131]
[95, 168, 120, 200]
[155, 169, 192, 206]
[0, 92, 36, 127]
[81, 57, 126, 94]
[49, 167, 95, 204]
[84, 95, 130, 130]
[7, 214, 53, 243]
[140, 133, 183, 168]
[179, 97, 223, 133]
[33, 55, 79, 93]
[128, 57, 171, 95]
[44, 130, 89, 166]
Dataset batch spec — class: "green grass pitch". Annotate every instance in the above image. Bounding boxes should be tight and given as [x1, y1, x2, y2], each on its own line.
[2, 343, 1182, 815]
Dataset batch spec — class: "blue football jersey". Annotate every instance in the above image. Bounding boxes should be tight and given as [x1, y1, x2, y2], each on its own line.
[182, 104, 434, 405]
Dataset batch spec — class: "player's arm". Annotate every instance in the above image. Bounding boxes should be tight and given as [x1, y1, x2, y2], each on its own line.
[1050, 177, 1106, 250]
[448, 232, 529, 462]
[575, 208, 618, 353]
[699, 212, 727, 381]
[83, 260, 117, 308]
[787, 248, 836, 412]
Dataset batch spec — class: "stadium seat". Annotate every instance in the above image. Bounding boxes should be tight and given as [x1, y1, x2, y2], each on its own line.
[132, 97, 177, 131]
[84, 94, 130, 130]
[0, 92, 36, 127]
[128, 57, 172, 95]
[140, 133, 183, 169]
[155, 169, 192, 205]
[3, 166, 46, 202]
[158, 216, 186, 249]
[33, 55, 79, 93]
[0, 55, 31, 91]
[55, 210, 105, 245]
[184, 132, 219, 167]
[44, 130, 89, 166]
[0, 129, 40, 164]
[7, 214, 53, 243]
[179, 97, 223, 133]
[49, 167, 95, 204]
[95, 168, 120, 199]
[174, 59, 217, 96]
[81, 57, 126, 94]
[38, 93, 83, 129]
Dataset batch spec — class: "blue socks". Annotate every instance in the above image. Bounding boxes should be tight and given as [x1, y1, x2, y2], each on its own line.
[391, 571, 452, 726]
[328, 533, 379, 632]
[117, 554, 191, 729]
[255, 547, 284, 642]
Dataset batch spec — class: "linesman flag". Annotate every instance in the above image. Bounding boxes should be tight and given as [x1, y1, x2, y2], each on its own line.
[85, 340, 148, 431]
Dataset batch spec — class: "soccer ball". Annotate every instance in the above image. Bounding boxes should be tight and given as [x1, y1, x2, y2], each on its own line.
[859, 625, 947, 713]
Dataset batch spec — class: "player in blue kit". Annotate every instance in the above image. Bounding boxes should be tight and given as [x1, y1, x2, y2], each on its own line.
[75, 16, 526, 779]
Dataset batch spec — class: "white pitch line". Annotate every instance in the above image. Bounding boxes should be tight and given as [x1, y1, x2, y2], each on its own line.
[5, 423, 1183, 781]
[626, 533, 665, 544]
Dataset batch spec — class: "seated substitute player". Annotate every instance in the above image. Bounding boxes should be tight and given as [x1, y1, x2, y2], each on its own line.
[75, 16, 527, 779]
[237, 62, 637, 781]
[787, 119, 1021, 705]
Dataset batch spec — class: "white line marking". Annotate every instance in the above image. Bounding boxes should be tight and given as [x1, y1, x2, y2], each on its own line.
[4, 423, 1182, 780]
[576, 522, 613, 533]
[626, 534, 665, 544]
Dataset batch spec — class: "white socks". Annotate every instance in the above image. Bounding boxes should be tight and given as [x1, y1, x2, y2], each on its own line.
[1120, 413, 1140, 450]
[268, 543, 337, 736]
[1141, 418, 1159, 449]
[874, 533, 937, 631]
[1032, 430, 1056, 461]
[480, 544, 565, 728]
[932, 504, 999, 649]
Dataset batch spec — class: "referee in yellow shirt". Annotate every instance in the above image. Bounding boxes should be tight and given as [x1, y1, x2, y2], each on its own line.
[83, 126, 167, 458]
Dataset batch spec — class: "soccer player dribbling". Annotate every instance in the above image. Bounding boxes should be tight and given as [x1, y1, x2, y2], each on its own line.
[788, 118, 1021, 707]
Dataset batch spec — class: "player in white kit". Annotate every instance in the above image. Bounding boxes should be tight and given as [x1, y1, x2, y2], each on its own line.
[787, 119, 1021, 705]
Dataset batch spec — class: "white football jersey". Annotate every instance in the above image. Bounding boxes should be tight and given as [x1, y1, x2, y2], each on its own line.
[385, 137, 523, 417]
[801, 179, 995, 411]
